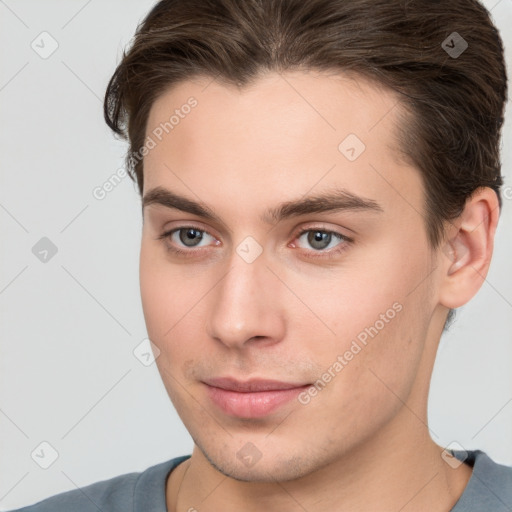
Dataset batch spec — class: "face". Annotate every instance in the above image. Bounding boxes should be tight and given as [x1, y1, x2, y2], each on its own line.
[140, 71, 443, 481]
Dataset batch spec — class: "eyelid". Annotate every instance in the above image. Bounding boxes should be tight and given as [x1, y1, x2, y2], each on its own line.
[291, 223, 353, 244]
[157, 221, 218, 240]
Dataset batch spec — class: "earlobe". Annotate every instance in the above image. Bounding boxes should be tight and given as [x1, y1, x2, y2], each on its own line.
[438, 187, 500, 309]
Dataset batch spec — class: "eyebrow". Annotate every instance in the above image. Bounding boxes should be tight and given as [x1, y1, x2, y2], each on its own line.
[142, 186, 383, 224]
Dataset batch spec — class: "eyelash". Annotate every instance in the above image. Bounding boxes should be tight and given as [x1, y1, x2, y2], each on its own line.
[156, 225, 352, 260]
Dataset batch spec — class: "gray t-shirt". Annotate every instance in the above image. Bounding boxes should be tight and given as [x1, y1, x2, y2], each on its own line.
[9, 450, 512, 511]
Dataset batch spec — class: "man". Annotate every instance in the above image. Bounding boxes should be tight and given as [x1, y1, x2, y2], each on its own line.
[11, 0, 511, 510]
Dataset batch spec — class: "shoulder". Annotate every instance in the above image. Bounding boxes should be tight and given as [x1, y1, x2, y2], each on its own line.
[8, 455, 190, 512]
[452, 450, 512, 512]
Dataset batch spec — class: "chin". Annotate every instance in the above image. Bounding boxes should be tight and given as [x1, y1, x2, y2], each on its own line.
[196, 437, 328, 483]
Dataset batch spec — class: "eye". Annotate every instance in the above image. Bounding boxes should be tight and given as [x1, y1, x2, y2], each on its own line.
[157, 226, 218, 253]
[292, 227, 351, 257]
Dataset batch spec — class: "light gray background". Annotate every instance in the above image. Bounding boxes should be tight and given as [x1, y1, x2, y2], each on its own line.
[1, 0, 511, 509]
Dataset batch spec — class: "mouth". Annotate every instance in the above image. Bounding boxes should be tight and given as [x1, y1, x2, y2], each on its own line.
[202, 377, 311, 418]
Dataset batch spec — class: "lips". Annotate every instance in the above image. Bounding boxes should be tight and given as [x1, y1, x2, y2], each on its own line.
[203, 377, 311, 418]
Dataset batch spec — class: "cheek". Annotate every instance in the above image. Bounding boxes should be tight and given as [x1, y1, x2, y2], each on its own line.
[284, 252, 423, 359]
[294, 240, 434, 407]
[139, 239, 212, 370]
[140, 246, 190, 407]
[295, 303, 426, 450]
[139, 243, 166, 338]
[139, 240, 187, 344]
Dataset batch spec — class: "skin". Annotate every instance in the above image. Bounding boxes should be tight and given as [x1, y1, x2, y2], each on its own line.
[139, 70, 498, 511]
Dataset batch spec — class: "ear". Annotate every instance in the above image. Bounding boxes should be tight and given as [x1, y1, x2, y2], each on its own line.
[438, 187, 500, 309]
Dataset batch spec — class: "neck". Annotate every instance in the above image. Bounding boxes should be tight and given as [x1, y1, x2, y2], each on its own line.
[167, 411, 472, 512]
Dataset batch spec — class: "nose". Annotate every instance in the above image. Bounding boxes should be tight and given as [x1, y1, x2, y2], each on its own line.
[206, 249, 286, 350]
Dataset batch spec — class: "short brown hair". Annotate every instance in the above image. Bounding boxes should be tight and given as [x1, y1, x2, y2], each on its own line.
[104, 0, 507, 248]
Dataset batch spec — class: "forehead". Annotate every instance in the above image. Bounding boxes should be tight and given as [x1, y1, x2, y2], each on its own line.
[145, 70, 405, 156]
[143, 71, 423, 223]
